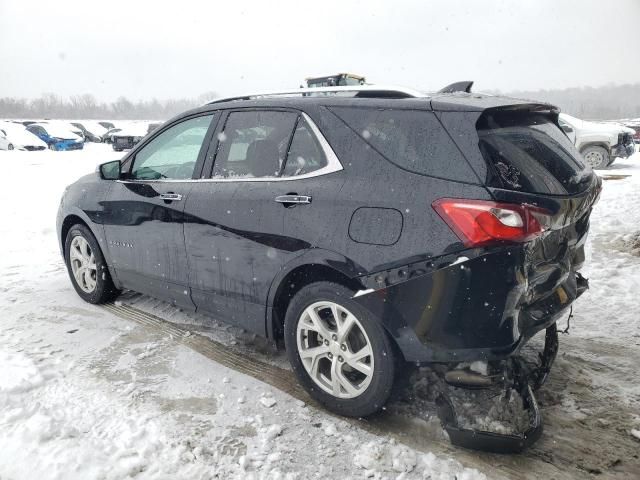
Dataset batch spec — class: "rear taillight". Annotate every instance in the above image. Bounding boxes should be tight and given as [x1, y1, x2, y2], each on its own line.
[432, 198, 551, 248]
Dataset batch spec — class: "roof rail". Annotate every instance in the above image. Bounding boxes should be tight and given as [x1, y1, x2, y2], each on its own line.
[206, 85, 428, 105]
[438, 81, 474, 94]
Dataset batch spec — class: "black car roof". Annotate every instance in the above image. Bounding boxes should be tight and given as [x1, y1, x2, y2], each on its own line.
[178, 90, 557, 121]
[429, 92, 557, 112]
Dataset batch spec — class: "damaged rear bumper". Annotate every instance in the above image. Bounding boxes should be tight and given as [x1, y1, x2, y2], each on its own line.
[352, 247, 587, 364]
[436, 356, 544, 453]
[435, 323, 559, 453]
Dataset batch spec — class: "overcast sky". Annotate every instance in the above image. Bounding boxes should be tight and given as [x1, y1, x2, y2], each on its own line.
[1, 0, 639, 101]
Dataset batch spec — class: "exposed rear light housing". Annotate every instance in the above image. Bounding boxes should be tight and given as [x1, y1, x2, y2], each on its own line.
[432, 198, 551, 248]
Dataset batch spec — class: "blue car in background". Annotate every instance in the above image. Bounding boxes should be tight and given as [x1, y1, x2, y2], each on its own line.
[26, 123, 84, 151]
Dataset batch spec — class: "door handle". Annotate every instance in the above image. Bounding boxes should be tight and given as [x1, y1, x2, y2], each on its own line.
[159, 193, 183, 201]
[275, 194, 312, 205]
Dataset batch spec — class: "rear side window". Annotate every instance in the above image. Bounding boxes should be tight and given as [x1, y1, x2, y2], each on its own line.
[282, 116, 327, 177]
[213, 110, 298, 178]
[477, 112, 593, 195]
[330, 107, 477, 182]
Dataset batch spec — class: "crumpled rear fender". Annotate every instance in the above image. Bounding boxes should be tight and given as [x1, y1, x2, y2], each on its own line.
[351, 245, 585, 363]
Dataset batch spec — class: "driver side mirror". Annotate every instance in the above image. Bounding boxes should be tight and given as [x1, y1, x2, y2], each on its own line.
[99, 160, 122, 180]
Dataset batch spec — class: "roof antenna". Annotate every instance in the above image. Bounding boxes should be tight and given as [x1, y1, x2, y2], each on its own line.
[438, 81, 474, 94]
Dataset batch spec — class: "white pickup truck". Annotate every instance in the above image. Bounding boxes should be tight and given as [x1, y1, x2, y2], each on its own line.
[559, 113, 635, 169]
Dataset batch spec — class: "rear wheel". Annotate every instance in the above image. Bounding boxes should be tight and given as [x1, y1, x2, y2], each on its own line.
[284, 281, 395, 417]
[64, 224, 120, 303]
[581, 145, 609, 169]
[49, 144, 56, 151]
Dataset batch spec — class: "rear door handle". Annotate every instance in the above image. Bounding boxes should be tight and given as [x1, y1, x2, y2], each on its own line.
[275, 195, 312, 205]
[159, 193, 183, 201]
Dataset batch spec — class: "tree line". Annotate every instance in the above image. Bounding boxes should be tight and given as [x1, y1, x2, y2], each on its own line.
[1, 84, 639, 121]
[0, 92, 218, 120]
[497, 83, 640, 121]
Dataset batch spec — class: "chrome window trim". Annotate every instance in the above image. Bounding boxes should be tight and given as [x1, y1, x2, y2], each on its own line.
[116, 112, 343, 184]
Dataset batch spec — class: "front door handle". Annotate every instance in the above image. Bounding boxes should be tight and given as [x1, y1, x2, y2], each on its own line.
[159, 193, 183, 201]
[275, 194, 312, 205]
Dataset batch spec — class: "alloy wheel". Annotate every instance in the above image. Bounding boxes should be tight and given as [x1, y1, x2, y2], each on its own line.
[69, 235, 97, 293]
[583, 150, 604, 168]
[296, 301, 374, 399]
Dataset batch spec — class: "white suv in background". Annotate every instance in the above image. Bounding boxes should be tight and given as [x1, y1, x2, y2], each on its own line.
[559, 113, 635, 169]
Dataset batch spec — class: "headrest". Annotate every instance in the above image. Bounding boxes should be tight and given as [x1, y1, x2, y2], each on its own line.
[246, 139, 280, 177]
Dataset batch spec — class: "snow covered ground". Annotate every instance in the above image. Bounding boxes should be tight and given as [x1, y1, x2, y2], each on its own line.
[1, 144, 639, 479]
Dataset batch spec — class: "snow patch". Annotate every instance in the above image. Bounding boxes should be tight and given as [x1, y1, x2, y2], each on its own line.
[259, 396, 277, 408]
[354, 440, 485, 479]
[455, 388, 529, 435]
[0, 351, 45, 393]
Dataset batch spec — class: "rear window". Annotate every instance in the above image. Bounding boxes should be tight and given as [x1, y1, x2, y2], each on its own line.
[477, 112, 593, 195]
[330, 107, 477, 182]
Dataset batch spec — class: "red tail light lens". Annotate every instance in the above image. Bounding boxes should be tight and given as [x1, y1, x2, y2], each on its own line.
[432, 198, 551, 248]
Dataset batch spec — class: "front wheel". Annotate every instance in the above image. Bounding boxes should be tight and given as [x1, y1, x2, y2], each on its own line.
[8, 144, 13, 150]
[64, 224, 120, 303]
[581, 145, 609, 169]
[284, 281, 395, 417]
[49, 144, 57, 151]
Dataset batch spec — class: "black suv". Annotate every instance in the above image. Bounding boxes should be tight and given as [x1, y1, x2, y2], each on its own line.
[57, 85, 599, 419]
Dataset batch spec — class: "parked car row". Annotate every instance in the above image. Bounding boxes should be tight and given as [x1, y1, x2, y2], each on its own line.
[0, 119, 161, 152]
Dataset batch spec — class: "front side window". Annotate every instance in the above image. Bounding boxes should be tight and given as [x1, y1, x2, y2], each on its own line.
[130, 115, 213, 180]
[212, 110, 298, 178]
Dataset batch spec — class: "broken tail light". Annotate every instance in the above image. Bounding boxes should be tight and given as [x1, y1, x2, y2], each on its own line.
[432, 198, 552, 248]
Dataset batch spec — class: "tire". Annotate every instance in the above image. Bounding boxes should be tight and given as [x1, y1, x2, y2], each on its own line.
[64, 224, 120, 304]
[49, 144, 56, 151]
[284, 281, 395, 417]
[8, 144, 13, 151]
[581, 145, 609, 169]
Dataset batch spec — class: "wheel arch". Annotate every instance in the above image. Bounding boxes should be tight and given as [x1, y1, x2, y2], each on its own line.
[59, 209, 107, 261]
[60, 214, 91, 259]
[579, 142, 611, 155]
[266, 250, 368, 342]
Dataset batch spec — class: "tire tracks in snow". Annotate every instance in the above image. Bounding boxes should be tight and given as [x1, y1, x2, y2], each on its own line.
[101, 303, 640, 479]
